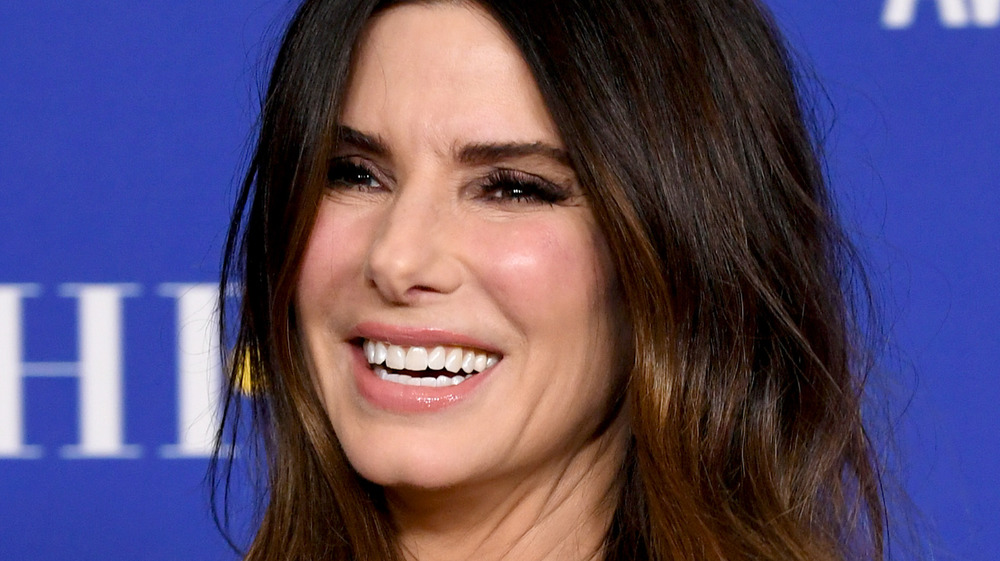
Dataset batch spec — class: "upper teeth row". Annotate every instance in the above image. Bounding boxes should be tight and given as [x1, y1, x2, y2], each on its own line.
[363, 339, 499, 374]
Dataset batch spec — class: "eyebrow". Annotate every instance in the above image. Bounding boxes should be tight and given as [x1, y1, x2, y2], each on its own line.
[334, 125, 571, 168]
[456, 141, 571, 167]
[335, 125, 390, 157]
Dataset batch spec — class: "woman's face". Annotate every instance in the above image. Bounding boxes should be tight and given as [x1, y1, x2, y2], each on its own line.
[296, 2, 625, 491]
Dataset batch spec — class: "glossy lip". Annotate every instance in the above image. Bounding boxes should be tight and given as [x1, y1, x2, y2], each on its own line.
[350, 322, 501, 413]
[351, 322, 503, 354]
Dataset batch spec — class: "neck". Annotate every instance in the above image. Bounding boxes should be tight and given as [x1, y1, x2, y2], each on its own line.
[386, 418, 628, 561]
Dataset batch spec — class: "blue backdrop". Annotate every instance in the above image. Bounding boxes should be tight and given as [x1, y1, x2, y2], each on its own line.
[1, 1, 997, 559]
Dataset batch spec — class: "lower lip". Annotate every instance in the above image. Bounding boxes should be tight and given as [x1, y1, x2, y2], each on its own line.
[352, 345, 493, 413]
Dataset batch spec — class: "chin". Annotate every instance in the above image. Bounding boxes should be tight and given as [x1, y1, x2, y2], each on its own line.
[351, 450, 477, 492]
[336, 422, 489, 491]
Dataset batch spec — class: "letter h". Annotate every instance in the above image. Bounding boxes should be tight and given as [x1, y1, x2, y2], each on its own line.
[0, 284, 142, 458]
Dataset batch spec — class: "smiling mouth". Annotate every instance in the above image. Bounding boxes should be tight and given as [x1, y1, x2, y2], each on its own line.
[361, 339, 500, 388]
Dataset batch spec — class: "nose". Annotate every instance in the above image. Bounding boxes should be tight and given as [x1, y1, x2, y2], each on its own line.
[364, 180, 462, 304]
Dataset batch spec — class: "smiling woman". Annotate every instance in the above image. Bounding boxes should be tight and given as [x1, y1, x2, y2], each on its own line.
[217, 1, 886, 560]
[296, 7, 626, 511]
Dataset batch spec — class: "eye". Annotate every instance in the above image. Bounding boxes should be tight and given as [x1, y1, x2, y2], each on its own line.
[479, 169, 570, 205]
[327, 158, 383, 191]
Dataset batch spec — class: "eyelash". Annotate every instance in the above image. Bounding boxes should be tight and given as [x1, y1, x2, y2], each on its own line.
[326, 158, 570, 205]
[327, 159, 383, 191]
[478, 169, 569, 205]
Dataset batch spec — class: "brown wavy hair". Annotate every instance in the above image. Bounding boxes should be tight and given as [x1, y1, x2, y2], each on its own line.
[215, 0, 887, 559]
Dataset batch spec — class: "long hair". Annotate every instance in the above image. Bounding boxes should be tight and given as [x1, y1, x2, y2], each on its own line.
[216, 1, 886, 559]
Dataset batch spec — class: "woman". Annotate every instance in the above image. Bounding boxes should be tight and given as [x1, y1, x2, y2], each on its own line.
[217, 0, 886, 560]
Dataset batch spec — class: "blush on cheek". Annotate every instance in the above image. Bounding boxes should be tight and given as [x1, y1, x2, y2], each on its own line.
[475, 219, 603, 313]
[298, 204, 373, 296]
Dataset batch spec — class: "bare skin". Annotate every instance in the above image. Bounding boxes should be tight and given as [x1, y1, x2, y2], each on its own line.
[389, 413, 626, 561]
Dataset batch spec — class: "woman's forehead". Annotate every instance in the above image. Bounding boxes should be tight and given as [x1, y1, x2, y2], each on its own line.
[341, 2, 563, 156]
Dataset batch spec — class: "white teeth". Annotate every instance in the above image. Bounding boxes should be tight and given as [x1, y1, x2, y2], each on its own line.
[375, 366, 470, 388]
[405, 347, 428, 370]
[363, 339, 499, 376]
[427, 346, 446, 370]
[444, 348, 464, 373]
[386, 345, 406, 370]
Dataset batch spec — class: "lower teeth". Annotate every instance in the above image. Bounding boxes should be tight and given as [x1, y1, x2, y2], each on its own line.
[375, 366, 470, 387]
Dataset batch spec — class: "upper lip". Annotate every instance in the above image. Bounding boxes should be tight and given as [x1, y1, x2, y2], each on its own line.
[351, 322, 503, 355]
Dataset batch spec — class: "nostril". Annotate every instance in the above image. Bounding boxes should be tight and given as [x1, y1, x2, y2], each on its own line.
[410, 284, 439, 293]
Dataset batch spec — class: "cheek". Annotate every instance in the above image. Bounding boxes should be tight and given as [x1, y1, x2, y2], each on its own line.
[467, 216, 624, 443]
[297, 204, 369, 303]
[467, 217, 608, 331]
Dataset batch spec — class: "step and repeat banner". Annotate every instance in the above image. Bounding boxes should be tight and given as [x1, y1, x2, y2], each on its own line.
[1, 1, 997, 560]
